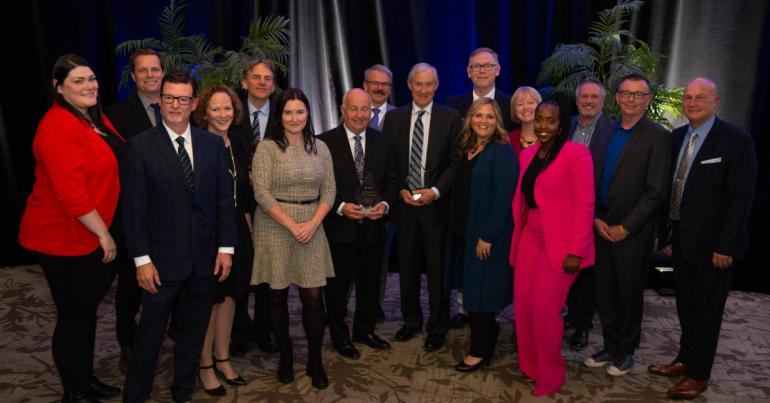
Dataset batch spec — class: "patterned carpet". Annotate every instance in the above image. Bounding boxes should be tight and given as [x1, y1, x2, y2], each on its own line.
[1, 265, 769, 402]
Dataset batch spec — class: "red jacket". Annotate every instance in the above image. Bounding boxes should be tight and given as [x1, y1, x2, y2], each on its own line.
[19, 103, 124, 256]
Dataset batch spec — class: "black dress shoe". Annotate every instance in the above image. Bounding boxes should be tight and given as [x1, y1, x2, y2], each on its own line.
[570, 329, 588, 351]
[449, 313, 469, 329]
[198, 364, 226, 396]
[334, 340, 361, 359]
[62, 391, 100, 403]
[394, 326, 420, 342]
[257, 338, 279, 353]
[118, 345, 131, 373]
[214, 357, 247, 386]
[454, 356, 491, 372]
[423, 333, 445, 352]
[353, 333, 392, 350]
[87, 376, 121, 398]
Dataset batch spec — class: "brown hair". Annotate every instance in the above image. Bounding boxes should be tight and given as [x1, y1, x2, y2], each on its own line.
[191, 84, 244, 128]
[458, 97, 509, 154]
[129, 49, 163, 73]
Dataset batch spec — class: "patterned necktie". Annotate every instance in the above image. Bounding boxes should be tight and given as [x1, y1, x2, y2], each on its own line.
[670, 131, 698, 220]
[371, 107, 381, 129]
[353, 134, 364, 182]
[251, 111, 261, 153]
[150, 103, 163, 127]
[175, 137, 194, 190]
[407, 110, 426, 190]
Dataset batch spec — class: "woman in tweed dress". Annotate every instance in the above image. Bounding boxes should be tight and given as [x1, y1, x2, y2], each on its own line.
[251, 88, 336, 390]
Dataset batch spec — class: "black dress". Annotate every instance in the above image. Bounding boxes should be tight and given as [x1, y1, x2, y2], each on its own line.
[215, 132, 254, 302]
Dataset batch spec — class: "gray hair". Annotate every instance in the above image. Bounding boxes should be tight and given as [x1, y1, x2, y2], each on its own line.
[364, 64, 393, 82]
[576, 76, 606, 98]
[468, 47, 499, 65]
[407, 63, 439, 83]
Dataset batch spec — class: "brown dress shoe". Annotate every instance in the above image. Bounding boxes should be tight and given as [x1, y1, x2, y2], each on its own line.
[668, 377, 708, 400]
[648, 361, 687, 377]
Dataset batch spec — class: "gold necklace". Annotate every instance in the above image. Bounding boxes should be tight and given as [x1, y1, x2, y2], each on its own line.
[520, 136, 536, 148]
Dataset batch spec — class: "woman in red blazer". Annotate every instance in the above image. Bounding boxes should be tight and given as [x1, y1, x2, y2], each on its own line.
[18, 54, 124, 402]
[508, 100, 595, 396]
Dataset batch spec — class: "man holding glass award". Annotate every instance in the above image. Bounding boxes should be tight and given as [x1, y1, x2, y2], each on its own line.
[319, 88, 398, 359]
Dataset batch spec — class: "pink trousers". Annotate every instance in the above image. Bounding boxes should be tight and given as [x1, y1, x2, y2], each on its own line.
[514, 209, 577, 397]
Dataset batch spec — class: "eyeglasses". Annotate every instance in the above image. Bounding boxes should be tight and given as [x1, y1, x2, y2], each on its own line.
[468, 63, 498, 72]
[365, 80, 392, 88]
[160, 94, 194, 105]
[617, 90, 649, 100]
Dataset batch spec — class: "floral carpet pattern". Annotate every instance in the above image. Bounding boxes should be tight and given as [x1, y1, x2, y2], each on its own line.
[1, 265, 768, 402]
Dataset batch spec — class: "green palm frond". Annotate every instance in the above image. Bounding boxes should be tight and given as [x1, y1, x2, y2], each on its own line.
[157, 0, 187, 49]
[240, 15, 291, 74]
[537, 44, 595, 87]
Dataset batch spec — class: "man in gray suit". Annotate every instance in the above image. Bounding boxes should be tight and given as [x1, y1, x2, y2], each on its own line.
[565, 77, 616, 351]
[364, 64, 396, 130]
[583, 73, 671, 377]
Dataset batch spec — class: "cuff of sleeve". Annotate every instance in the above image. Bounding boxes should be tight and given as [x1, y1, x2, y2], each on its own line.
[337, 202, 346, 216]
[430, 187, 441, 200]
[218, 247, 234, 255]
[134, 255, 151, 268]
[379, 201, 390, 213]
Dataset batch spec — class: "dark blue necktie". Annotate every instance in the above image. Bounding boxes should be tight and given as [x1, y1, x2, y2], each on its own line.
[175, 137, 194, 190]
[150, 103, 163, 127]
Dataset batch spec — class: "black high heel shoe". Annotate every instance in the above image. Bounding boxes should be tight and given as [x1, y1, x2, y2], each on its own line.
[454, 356, 492, 373]
[277, 340, 294, 384]
[213, 357, 247, 386]
[198, 363, 226, 396]
[306, 354, 329, 390]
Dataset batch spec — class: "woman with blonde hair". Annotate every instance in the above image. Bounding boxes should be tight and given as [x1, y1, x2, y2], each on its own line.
[509, 86, 542, 154]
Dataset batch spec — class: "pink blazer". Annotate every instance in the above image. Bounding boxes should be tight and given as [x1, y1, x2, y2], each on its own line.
[509, 142, 595, 272]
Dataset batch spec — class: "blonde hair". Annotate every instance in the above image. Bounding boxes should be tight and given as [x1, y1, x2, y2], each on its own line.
[458, 98, 509, 154]
[510, 86, 542, 123]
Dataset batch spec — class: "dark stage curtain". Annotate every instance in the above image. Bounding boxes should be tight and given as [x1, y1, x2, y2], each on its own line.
[2, 0, 769, 293]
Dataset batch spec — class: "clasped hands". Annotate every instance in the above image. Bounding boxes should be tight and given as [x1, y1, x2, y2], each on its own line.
[341, 202, 388, 221]
[136, 252, 232, 294]
[400, 188, 437, 206]
[594, 218, 628, 242]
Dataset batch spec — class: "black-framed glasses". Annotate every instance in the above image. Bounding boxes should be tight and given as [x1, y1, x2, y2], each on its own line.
[617, 90, 649, 100]
[468, 63, 498, 72]
[365, 80, 392, 88]
[160, 94, 194, 105]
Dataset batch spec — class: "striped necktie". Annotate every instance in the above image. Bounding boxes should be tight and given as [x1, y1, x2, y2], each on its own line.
[251, 110, 261, 153]
[407, 110, 426, 190]
[175, 137, 194, 190]
[670, 131, 698, 220]
[353, 134, 364, 182]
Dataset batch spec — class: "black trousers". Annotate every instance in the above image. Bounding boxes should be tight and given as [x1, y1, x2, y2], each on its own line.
[396, 216, 450, 337]
[325, 231, 384, 345]
[595, 236, 652, 356]
[468, 311, 499, 358]
[232, 283, 272, 346]
[123, 275, 216, 403]
[566, 266, 596, 330]
[114, 236, 141, 348]
[672, 224, 733, 380]
[34, 248, 116, 394]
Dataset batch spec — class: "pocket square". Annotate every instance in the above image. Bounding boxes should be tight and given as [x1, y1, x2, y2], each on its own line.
[701, 157, 722, 164]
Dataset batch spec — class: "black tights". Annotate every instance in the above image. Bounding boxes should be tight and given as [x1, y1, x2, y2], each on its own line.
[268, 287, 326, 359]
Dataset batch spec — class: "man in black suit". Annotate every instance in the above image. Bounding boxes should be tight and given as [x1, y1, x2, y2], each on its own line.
[104, 48, 165, 372]
[384, 63, 461, 352]
[230, 59, 278, 356]
[648, 78, 757, 400]
[445, 47, 513, 132]
[363, 64, 397, 131]
[565, 77, 616, 351]
[122, 72, 235, 403]
[443, 47, 512, 329]
[583, 73, 671, 376]
[319, 88, 397, 359]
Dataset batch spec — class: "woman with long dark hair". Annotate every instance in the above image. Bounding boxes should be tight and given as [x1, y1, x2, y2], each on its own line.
[250, 88, 336, 389]
[19, 53, 124, 403]
[447, 97, 518, 372]
[508, 99, 595, 396]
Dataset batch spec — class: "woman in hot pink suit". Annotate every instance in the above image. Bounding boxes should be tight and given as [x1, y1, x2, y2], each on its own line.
[509, 100, 595, 396]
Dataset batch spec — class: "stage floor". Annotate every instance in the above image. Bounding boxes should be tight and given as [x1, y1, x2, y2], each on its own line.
[1, 265, 768, 402]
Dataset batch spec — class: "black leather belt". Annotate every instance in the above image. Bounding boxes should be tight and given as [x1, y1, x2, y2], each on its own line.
[275, 197, 320, 205]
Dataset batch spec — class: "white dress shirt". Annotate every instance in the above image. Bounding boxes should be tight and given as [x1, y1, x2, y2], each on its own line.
[248, 99, 271, 140]
[408, 102, 441, 199]
[472, 87, 496, 102]
[336, 124, 389, 215]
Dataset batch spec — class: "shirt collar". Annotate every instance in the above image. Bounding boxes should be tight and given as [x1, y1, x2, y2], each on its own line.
[473, 87, 495, 101]
[138, 93, 158, 109]
[248, 99, 270, 117]
[412, 101, 433, 115]
[577, 112, 602, 129]
[688, 114, 716, 137]
[343, 124, 366, 141]
[164, 121, 192, 144]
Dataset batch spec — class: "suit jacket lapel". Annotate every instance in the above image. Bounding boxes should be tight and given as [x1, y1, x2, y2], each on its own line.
[152, 126, 194, 193]
[363, 128, 379, 178]
[335, 126, 361, 186]
[614, 116, 646, 172]
[684, 118, 721, 190]
[128, 94, 153, 129]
